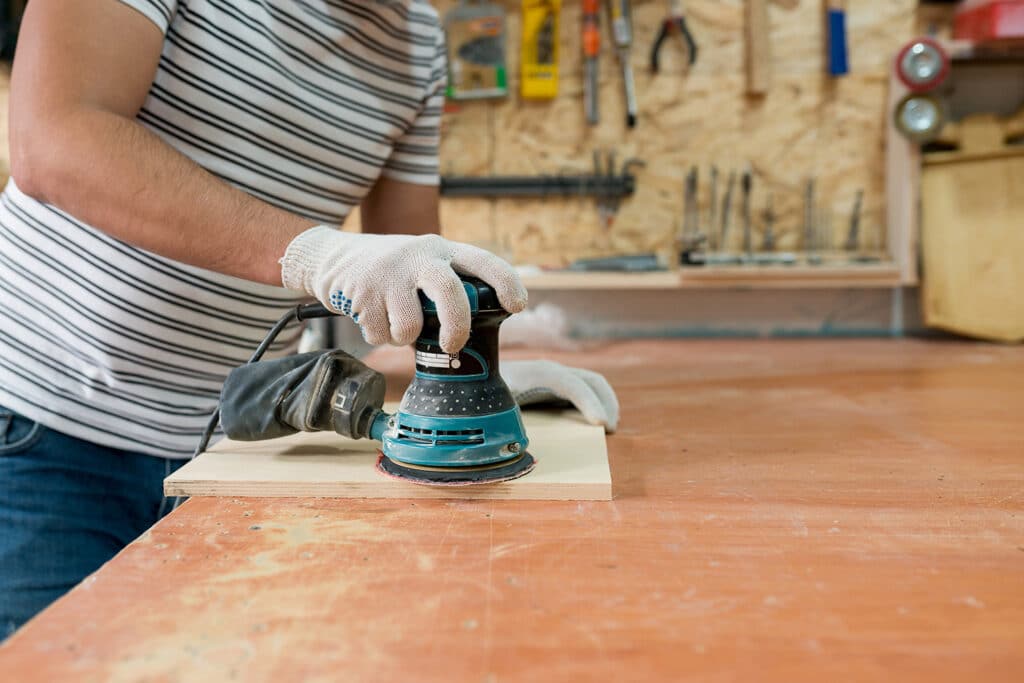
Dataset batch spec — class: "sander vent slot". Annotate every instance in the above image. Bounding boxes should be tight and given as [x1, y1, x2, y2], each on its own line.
[397, 424, 485, 446]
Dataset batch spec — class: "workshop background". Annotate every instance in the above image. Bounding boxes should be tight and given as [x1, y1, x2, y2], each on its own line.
[381, 0, 1022, 340]
[436, 0, 900, 264]
[0, 0, 1021, 340]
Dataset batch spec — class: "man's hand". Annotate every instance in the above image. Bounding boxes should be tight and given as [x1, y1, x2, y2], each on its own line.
[280, 227, 527, 352]
[501, 360, 620, 433]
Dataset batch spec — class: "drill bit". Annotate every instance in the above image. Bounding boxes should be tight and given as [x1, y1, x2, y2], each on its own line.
[683, 166, 699, 244]
[844, 188, 864, 251]
[803, 177, 816, 254]
[761, 193, 775, 251]
[720, 170, 737, 252]
[708, 165, 719, 249]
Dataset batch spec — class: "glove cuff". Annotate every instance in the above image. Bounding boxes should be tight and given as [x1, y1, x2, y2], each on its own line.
[279, 225, 344, 292]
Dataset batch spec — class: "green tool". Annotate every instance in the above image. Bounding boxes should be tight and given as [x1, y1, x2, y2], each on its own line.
[444, 0, 509, 100]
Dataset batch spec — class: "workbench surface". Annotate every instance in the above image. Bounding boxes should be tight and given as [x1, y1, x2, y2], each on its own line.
[2, 339, 1022, 682]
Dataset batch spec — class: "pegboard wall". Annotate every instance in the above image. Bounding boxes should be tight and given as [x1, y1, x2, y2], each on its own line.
[435, 0, 926, 268]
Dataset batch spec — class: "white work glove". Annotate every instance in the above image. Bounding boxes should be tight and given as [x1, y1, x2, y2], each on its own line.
[280, 227, 527, 352]
[502, 360, 619, 433]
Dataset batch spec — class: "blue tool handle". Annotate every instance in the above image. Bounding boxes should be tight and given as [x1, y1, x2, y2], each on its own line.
[827, 8, 848, 76]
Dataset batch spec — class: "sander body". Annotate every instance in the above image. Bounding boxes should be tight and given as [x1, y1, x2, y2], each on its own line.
[211, 277, 534, 486]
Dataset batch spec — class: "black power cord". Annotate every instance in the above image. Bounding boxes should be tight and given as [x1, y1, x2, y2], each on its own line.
[191, 302, 336, 459]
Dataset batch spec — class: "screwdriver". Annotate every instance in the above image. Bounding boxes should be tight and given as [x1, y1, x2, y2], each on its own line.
[607, 0, 637, 128]
[762, 193, 776, 251]
[741, 167, 753, 260]
[708, 165, 718, 249]
[582, 0, 601, 125]
[844, 189, 863, 251]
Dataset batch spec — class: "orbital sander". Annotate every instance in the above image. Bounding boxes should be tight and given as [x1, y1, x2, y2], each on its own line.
[197, 276, 534, 486]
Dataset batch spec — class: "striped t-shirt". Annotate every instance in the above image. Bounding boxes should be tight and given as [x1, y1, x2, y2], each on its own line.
[0, 0, 446, 458]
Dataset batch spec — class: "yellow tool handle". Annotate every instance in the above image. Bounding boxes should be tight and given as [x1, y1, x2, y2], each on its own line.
[521, 0, 560, 99]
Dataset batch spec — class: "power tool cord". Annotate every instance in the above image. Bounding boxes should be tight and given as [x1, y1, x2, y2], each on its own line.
[191, 302, 334, 459]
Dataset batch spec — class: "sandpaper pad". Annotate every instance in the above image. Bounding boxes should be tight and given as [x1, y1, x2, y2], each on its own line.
[375, 451, 536, 486]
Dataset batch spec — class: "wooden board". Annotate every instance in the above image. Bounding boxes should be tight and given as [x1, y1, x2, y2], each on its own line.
[164, 406, 611, 500]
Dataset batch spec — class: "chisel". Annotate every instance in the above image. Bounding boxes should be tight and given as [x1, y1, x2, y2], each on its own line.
[762, 193, 775, 251]
[708, 165, 719, 250]
[803, 177, 816, 253]
[844, 189, 863, 251]
[741, 167, 753, 260]
[720, 170, 736, 251]
[683, 166, 698, 243]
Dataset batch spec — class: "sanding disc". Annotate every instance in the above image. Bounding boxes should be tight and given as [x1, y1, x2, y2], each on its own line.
[376, 451, 536, 486]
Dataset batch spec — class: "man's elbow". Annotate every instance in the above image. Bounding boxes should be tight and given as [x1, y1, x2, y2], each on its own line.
[9, 125, 54, 201]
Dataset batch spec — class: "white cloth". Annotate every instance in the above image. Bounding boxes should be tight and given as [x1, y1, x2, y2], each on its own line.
[499, 303, 577, 350]
[502, 360, 619, 433]
[280, 226, 528, 352]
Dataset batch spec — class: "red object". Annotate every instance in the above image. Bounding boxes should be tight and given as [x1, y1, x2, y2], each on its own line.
[955, 1, 1024, 43]
[895, 38, 951, 93]
[582, 0, 600, 59]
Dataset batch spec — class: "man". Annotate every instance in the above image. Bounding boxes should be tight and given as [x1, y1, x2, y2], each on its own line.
[0, 0, 618, 635]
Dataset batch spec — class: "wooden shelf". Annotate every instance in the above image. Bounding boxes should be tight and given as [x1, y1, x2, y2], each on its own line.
[677, 263, 902, 289]
[522, 263, 903, 291]
[519, 271, 681, 290]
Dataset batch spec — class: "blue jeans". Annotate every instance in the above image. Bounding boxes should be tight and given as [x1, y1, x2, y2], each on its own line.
[0, 404, 186, 638]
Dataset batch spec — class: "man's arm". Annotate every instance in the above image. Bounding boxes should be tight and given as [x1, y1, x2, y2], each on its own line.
[8, 0, 315, 286]
[359, 176, 440, 236]
[11, 0, 527, 352]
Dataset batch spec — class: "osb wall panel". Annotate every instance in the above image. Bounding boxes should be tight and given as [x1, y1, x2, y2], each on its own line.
[436, 0, 922, 267]
[0, 5, 945, 270]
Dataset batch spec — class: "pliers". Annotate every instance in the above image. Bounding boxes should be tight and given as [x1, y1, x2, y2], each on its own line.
[650, 0, 697, 73]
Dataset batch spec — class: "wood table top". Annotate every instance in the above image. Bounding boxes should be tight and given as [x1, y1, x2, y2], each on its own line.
[2, 339, 1022, 682]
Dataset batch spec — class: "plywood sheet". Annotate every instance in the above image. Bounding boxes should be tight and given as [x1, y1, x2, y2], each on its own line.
[164, 406, 610, 500]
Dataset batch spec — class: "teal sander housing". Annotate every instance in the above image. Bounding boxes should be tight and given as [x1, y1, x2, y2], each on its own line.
[198, 276, 535, 486]
[372, 277, 533, 483]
